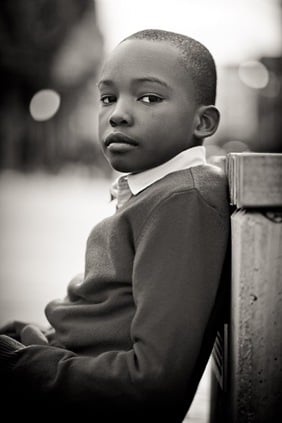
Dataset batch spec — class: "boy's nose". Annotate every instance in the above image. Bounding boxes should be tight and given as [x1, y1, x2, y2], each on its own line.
[110, 116, 128, 127]
[109, 105, 133, 127]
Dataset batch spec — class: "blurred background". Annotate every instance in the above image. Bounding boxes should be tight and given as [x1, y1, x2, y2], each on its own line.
[0, 1, 281, 421]
[0, 0, 281, 175]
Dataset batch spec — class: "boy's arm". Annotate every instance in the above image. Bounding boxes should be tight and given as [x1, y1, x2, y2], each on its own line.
[1, 189, 229, 413]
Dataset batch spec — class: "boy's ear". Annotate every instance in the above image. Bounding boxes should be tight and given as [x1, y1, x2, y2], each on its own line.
[193, 106, 220, 139]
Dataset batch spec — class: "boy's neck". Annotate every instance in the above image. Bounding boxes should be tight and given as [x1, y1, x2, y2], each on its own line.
[126, 145, 206, 195]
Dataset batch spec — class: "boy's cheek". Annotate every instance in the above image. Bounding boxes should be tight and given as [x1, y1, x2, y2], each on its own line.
[98, 120, 107, 143]
[98, 110, 110, 128]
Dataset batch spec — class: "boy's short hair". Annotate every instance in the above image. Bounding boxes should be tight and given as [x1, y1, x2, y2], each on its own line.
[122, 29, 217, 106]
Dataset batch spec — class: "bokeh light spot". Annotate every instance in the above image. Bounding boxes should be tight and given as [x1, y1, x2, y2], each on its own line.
[238, 60, 269, 89]
[29, 89, 61, 121]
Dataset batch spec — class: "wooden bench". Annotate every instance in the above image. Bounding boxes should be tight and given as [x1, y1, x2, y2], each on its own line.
[209, 152, 282, 423]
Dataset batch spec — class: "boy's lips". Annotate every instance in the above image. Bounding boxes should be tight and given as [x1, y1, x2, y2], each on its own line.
[104, 133, 138, 153]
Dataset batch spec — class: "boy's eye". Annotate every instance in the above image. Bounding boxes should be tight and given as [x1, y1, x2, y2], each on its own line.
[100, 95, 116, 105]
[139, 95, 163, 104]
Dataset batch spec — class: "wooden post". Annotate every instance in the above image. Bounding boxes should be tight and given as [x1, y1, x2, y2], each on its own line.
[210, 153, 282, 423]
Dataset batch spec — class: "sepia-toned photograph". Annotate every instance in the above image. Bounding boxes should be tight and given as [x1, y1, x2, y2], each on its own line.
[0, 1, 281, 421]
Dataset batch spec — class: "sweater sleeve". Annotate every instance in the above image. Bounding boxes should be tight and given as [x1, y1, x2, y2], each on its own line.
[9, 189, 229, 415]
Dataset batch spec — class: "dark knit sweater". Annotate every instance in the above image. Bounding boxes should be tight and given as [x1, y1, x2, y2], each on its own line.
[1, 165, 230, 421]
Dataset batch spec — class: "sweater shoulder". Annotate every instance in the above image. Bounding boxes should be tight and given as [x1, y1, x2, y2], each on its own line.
[189, 164, 229, 216]
[137, 164, 228, 208]
[122, 164, 229, 226]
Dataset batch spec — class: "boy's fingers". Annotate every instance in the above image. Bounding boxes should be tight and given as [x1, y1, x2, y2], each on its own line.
[0, 320, 28, 339]
[0, 321, 14, 334]
[20, 324, 48, 346]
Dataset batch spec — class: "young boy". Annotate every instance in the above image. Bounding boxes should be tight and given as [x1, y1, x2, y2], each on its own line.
[0, 29, 230, 422]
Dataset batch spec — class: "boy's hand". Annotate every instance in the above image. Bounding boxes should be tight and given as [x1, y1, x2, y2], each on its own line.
[20, 324, 48, 345]
[0, 321, 48, 345]
[0, 320, 28, 341]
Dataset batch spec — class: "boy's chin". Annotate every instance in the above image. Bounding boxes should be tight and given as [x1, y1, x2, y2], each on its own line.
[109, 162, 134, 174]
[107, 151, 186, 174]
[107, 156, 142, 174]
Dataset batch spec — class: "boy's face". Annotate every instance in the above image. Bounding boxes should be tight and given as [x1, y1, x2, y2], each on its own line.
[98, 39, 199, 173]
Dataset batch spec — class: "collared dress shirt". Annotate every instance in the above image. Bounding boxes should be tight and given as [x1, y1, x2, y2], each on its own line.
[111, 145, 206, 209]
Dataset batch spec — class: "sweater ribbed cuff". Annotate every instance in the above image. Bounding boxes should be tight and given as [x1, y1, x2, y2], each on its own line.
[0, 335, 24, 370]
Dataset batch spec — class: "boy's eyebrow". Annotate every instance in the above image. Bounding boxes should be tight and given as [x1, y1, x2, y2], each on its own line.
[132, 77, 170, 89]
[97, 80, 113, 89]
[97, 77, 170, 90]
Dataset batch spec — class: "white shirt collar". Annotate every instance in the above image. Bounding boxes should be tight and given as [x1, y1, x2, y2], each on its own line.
[126, 145, 206, 195]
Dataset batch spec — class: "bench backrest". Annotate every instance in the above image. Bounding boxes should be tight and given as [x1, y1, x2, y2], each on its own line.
[209, 152, 282, 423]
